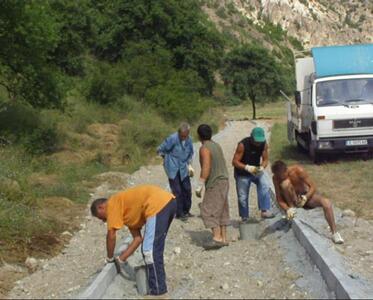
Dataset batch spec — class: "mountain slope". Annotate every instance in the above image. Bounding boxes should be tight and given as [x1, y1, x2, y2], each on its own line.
[203, 0, 373, 49]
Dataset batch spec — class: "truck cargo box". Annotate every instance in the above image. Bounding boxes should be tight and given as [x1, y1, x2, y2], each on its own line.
[312, 44, 373, 78]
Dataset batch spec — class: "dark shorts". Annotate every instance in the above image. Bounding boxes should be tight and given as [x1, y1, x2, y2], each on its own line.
[299, 192, 322, 210]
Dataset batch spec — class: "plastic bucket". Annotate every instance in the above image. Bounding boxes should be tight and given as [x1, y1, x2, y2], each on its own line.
[134, 265, 149, 295]
[239, 218, 260, 240]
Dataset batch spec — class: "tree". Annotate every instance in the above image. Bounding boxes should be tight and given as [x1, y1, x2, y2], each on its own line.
[90, 0, 224, 95]
[0, 1, 65, 108]
[49, 0, 95, 76]
[222, 45, 285, 119]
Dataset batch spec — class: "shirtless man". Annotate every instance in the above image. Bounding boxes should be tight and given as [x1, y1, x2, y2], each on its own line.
[271, 160, 344, 244]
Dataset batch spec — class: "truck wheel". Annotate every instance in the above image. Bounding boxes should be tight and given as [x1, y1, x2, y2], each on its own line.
[297, 140, 303, 151]
[309, 141, 321, 164]
[295, 131, 306, 153]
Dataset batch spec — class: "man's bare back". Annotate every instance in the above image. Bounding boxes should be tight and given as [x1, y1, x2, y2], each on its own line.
[285, 165, 314, 198]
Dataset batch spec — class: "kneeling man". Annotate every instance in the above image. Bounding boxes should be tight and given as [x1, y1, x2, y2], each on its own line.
[271, 160, 344, 244]
[90, 185, 176, 295]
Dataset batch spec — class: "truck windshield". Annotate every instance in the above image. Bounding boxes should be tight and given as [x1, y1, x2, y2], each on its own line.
[316, 78, 373, 107]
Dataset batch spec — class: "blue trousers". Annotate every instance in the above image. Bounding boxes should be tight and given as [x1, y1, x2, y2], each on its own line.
[168, 172, 191, 217]
[235, 172, 271, 219]
[142, 199, 176, 295]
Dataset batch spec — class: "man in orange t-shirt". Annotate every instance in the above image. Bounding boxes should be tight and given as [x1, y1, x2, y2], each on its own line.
[90, 185, 176, 296]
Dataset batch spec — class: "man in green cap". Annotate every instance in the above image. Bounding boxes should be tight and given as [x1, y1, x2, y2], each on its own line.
[232, 126, 274, 221]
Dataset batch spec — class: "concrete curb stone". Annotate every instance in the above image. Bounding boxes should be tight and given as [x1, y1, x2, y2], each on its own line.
[78, 236, 139, 299]
[268, 185, 373, 299]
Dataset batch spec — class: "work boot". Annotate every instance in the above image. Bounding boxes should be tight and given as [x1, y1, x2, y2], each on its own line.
[261, 211, 275, 219]
[176, 214, 188, 222]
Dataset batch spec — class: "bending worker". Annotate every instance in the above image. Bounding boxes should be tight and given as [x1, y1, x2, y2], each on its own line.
[157, 122, 194, 221]
[232, 127, 274, 221]
[271, 160, 344, 244]
[90, 185, 176, 296]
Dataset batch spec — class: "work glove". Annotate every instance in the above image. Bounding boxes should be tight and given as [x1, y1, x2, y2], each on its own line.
[297, 195, 308, 208]
[244, 164, 258, 175]
[256, 166, 264, 174]
[157, 150, 165, 159]
[106, 256, 115, 263]
[188, 164, 195, 177]
[106, 256, 125, 273]
[286, 207, 297, 221]
[195, 178, 205, 198]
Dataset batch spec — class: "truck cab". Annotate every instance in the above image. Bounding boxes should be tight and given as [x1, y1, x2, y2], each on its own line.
[288, 44, 373, 163]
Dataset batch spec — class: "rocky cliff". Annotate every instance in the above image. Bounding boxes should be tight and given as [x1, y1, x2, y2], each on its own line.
[203, 0, 373, 49]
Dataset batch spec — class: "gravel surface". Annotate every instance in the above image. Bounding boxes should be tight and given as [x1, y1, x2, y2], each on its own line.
[9, 121, 333, 299]
[102, 120, 330, 299]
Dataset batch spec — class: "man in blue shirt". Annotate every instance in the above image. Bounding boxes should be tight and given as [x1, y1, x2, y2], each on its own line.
[158, 123, 194, 221]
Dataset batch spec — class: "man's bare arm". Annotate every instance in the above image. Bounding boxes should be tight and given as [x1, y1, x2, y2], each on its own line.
[261, 143, 269, 168]
[273, 176, 290, 211]
[118, 228, 143, 262]
[232, 143, 246, 170]
[199, 146, 211, 180]
[106, 229, 117, 259]
[298, 167, 316, 200]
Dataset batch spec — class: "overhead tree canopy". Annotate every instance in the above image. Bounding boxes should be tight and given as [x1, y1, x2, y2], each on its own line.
[0, 1, 67, 108]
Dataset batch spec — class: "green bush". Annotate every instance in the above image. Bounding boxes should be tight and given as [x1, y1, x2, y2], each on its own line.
[86, 62, 128, 105]
[145, 70, 209, 121]
[224, 92, 243, 106]
[118, 109, 172, 171]
[193, 107, 222, 138]
[0, 199, 49, 241]
[0, 147, 40, 207]
[0, 103, 40, 140]
[226, 2, 237, 15]
[114, 95, 142, 113]
[216, 7, 228, 19]
[122, 43, 174, 99]
[288, 36, 304, 51]
[23, 122, 61, 155]
[122, 111, 171, 150]
[258, 20, 286, 43]
[0, 103, 63, 154]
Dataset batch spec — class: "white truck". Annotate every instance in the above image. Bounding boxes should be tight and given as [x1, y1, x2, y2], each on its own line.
[287, 43, 373, 163]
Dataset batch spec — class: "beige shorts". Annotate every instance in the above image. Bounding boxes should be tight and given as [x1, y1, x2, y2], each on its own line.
[201, 179, 230, 228]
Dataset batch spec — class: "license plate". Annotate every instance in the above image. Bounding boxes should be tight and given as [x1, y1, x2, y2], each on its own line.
[346, 139, 368, 146]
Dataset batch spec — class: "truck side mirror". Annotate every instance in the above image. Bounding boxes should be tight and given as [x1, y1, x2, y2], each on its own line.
[294, 91, 301, 106]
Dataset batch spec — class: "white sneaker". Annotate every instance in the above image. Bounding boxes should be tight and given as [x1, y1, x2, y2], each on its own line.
[332, 232, 344, 244]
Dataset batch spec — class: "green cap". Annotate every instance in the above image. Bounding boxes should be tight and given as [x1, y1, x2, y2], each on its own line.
[251, 127, 266, 142]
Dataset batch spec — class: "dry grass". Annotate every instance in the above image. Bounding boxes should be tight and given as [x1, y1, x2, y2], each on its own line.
[223, 100, 287, 121]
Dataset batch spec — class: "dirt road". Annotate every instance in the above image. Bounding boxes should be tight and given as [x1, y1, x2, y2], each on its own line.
[8, 120, 330, 299]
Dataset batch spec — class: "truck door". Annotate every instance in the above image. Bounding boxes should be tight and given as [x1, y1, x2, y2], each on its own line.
[295, 57, 315, 133]
[300, 76, 314, 133]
